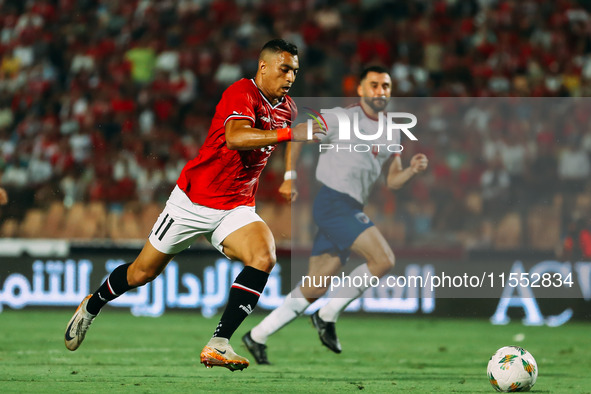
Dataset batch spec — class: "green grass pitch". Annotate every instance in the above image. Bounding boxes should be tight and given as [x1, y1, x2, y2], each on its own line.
[1, 310, 590, 393]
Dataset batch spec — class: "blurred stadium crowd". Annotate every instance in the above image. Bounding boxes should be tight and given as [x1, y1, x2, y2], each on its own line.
[1, 0, 591, 254]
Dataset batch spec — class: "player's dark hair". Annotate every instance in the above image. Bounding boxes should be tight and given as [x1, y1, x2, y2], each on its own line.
[260, 39, 298, 57]
[359, 65, 390, 81]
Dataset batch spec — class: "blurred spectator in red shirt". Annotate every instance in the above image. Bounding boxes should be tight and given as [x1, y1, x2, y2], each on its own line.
[561, 218, 591, 260]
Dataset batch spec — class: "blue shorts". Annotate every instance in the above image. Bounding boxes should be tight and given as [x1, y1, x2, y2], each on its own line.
[310, 186, 374, 264]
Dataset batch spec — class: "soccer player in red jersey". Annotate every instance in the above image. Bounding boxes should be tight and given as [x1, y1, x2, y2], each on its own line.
[64, 39, 322, 371]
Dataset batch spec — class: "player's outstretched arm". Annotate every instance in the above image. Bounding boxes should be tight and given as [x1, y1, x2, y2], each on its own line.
[279, 141, 304, 202]
[278, 119, 325, 202]
[225, 120, 323, 150]
[386, 153, 428, 190]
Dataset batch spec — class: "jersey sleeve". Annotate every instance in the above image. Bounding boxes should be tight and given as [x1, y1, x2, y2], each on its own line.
[220, 83, 257, 126]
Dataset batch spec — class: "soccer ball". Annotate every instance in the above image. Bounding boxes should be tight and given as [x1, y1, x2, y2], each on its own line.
[487, 346, 538, 392]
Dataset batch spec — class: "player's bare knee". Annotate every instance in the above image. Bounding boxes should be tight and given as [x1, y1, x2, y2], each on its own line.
[370, 252, 395, 278]
[300, 286, 323, 302]
[246, 249, 276, 272]
[308, 286, 328, 299]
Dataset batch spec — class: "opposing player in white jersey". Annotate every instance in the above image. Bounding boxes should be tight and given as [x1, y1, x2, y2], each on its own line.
[243, 66, 428, 364]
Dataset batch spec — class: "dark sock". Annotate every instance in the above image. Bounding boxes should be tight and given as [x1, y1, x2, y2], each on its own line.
[86, 263, 135, 315]
[213, 266, 269, 340]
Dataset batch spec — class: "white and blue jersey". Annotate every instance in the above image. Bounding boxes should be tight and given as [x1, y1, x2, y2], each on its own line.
[311, 104, 400, 262]
[316, 104, 400, 205]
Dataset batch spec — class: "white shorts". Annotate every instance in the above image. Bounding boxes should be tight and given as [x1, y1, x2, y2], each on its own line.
[148, 186, 263, 255]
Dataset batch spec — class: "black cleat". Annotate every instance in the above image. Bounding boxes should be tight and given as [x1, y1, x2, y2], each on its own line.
[311, 311, 342, 354]
[242, 331, 270, 365]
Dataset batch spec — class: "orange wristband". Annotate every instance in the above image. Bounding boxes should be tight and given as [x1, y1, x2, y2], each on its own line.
[277, 127, 292, 142]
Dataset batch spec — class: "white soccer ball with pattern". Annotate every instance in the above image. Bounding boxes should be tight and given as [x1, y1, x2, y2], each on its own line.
[487, 346, 538, 392]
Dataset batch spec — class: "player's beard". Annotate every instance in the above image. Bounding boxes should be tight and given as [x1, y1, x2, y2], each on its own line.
[363, 96, 388, 113]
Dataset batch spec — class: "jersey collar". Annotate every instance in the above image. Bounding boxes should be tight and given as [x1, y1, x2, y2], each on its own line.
[251, 79, 285, 109]
[357, 102, 380, 121]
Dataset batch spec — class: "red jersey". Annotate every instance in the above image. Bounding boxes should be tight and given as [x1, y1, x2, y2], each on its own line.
[177, 78, 296, 209]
